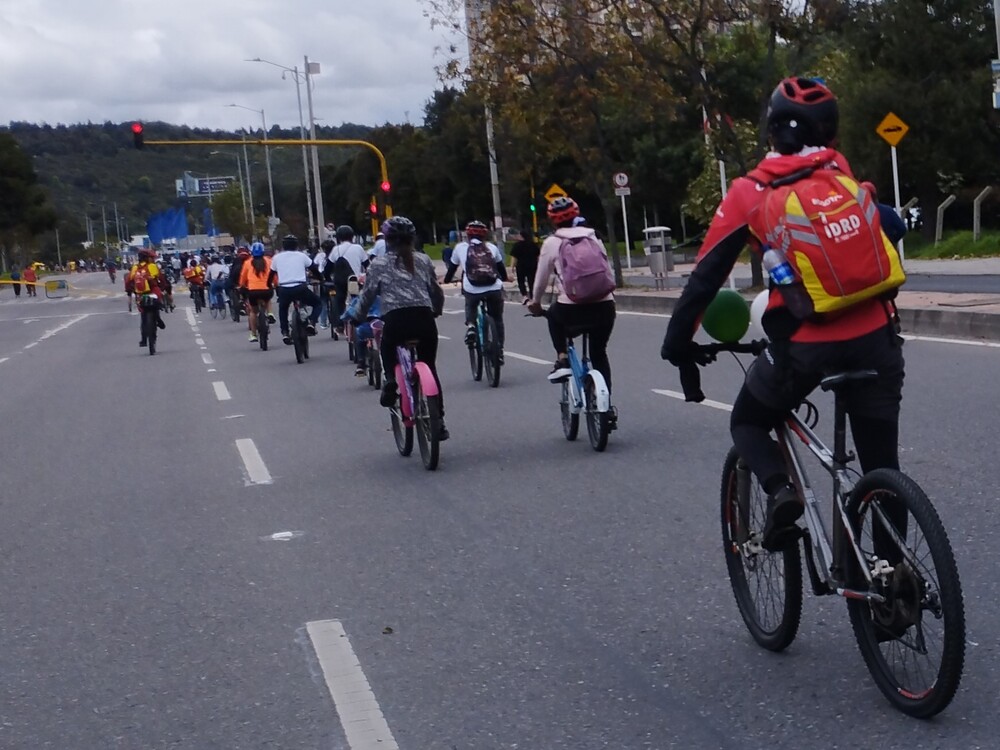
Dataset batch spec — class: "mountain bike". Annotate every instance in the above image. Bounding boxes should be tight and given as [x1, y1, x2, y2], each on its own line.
[190, 283, 205, 314]
[467, 296, 502, 387]
[229, 289, 244, 322]
[208, 283, 227, 319]
[685, 340, 965, 718]
[289, 299, 310, 364]
[138, 294, 160, 356]
[388, 341, 442, 470]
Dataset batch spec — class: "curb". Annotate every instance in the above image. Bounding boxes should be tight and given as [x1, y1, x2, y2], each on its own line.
[503, 289, 1000, 342]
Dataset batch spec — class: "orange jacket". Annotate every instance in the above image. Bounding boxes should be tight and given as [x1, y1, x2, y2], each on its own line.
[239, 256, 274, 291]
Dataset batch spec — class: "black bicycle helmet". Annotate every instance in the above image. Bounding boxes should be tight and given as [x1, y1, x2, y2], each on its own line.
[281, 234, 299, 251]
[335, 224, 355, 242]
[766, 77, 839, 154]
[380, 216, 416, 242]
[320, 239, 335, 251]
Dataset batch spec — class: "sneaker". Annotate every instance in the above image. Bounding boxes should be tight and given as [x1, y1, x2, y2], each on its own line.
[249, 333, 258, 342]
[282, 334, 293, 346]
[497, 350, 505, 366]
[355, 366, 367, 377]
[306, 323, 317, 336]
[380, 381, 398, 407]
[607, 406, 619, 431]
[439, 423, 450, 441]
[762, 484, 804, 551]
[464, 326, 477, 346]
[547, 360, 572, 382]
[139, 339, 147, 347]
[319, 322, 330, 330]
[266, 313, 276, 324]
[156, 317, 166, 330]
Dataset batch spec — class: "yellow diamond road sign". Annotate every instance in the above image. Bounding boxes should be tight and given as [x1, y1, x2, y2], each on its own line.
[543, 183, 568, 203]
[876, 112, 909, 147]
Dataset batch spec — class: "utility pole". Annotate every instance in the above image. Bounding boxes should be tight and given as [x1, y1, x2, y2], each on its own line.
[305, 55, 325, 243]
[101, 205, 110, 260]
[242, 134, 256, 235]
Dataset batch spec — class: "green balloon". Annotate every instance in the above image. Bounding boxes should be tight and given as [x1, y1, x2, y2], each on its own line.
[701, 289, 750, 343]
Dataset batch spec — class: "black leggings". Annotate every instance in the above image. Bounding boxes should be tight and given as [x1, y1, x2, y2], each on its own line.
[730, 326, 904, 493]
[515, 264, 536, 297]
[381, 307, 444, 414]
[464, 290, 505, 347]
[547, 301, 616, 391]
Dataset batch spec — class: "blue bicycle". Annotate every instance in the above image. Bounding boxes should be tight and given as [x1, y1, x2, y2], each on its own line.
[467, 297, 502, 388]
[531, 311, 614, 451]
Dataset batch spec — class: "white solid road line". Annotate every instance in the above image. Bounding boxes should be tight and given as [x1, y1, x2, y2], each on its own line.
[202, 353, 214, 365]
[306, 619, 399, 750]
[24, 342, 37, 349]
[212, 381, 231, 401]
[504, 351, 551, 365]
[652, 388, 734, 413]
[186, 308, 196, 327]
[618, 310, 672, 319]
[235, 438, 272, 485]
[0, 357, 8, 364]
[902, 333, 1000, 348]
[23, 314, 89, 350]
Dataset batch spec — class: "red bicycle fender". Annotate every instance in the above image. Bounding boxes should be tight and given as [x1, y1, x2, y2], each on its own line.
[412, 362, 440, 397]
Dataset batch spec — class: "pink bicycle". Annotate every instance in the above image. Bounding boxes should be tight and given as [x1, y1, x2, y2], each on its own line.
[389, 341, 443, 471]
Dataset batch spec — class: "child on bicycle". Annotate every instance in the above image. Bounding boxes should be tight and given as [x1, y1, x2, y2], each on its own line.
[353, 216, 448, 440]
[660, 77, 907, 551]
[343, 294, 382, 376]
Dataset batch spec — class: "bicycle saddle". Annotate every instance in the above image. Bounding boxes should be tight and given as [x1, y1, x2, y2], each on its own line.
[819, 370, 879, 391]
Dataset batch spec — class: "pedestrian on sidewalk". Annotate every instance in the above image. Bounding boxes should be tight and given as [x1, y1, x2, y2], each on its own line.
[10, 268, 21, 298]
[23, 265, 38, 297]
[509, 228, 540, 302]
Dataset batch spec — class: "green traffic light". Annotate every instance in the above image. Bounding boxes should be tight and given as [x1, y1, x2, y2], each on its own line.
[529, 203, 536, 212]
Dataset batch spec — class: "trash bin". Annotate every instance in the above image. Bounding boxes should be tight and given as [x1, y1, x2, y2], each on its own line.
[643, 226, 673, 289]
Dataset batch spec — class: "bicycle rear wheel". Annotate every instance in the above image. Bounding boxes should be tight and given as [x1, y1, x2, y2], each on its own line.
[390, 409, 413, 457]
[560, 380, 579, 441]
[483, 315, 501, 388]
[291, 311, 305, 363]
[845, 469, 965, 718]
[468, 338, 483, 381]
[414, 384, 441, 471]
[142, 310, 157, 356]
[720, 447, 803, 651]
[258, 308, 268, 351]
[193, 290, 203, 313]
[584, 379, 609, 452]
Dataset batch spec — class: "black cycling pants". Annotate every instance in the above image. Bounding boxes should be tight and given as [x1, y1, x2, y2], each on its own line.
[730, 325, 905, 492]
[546, 300, 616, 391]
[464, 290, 505, 347]
[276, 284, 321, 334]
[381, 307, 444, 414]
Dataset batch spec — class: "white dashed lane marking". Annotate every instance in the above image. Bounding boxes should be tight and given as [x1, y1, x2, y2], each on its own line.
[652, 388, 733, 413]
[235, 439, 272, 485]
[306, 619, 399, 750]
[202, 353, 214, 365]
[212, 381, 231, 401]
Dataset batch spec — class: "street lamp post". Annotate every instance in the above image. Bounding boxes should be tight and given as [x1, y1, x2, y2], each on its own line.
[241, 134, 256, 234]
[225, 103, 277, 232]
[247, 57, 317, 244]
[304, 55, 325, 243]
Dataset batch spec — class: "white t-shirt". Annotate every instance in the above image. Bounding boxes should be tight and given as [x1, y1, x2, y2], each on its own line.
[207, 262, 228, 282]
[270, 250, 313, 286]
[331, 242, 368, 276]
[368, 239, 386, 259]
[451, 240, 504, 293]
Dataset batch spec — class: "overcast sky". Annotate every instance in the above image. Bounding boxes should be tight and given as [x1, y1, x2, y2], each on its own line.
[0, 0, 465, 131]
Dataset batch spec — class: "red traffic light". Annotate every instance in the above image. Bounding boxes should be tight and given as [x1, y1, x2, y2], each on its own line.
[131, 122, 144, 149]
[369, 202, 378, 214]
[380, 181, 390, 192]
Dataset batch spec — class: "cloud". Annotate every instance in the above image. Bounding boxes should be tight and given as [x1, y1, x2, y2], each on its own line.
[0, 0, 462, 129]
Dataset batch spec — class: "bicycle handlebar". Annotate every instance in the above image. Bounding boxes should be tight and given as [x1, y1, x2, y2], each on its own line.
[678, 339, 768, 404]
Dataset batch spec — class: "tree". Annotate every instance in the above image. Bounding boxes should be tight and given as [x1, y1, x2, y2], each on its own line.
[0, 133, 57, 268]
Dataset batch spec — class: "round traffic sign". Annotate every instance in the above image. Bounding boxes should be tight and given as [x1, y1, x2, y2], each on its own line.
[613, 172, 629, 188]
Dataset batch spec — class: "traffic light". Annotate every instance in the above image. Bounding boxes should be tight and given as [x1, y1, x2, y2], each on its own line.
[369, 201, 378, 215]
[529, 202, 536, 212]
[131, 122, 144, 149]
[380, 180, 391, 193]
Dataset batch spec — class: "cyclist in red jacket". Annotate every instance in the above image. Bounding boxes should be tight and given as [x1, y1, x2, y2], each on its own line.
[660, 77, 905, 551]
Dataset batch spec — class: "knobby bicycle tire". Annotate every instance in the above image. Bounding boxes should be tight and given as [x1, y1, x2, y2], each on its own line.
[483, 315, 501, 388]
[845, 469, 965, 718]
[291, 311, 305, 364]
[560, 380, 579, 441]
[584, 379, 609, 452]
[415, 387, 441, 471]
[720, 447, 803, 652]
[469, 337, 483, 382]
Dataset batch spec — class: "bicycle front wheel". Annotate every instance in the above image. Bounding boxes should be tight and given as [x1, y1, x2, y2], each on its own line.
[292, 316, 305, 363]
[414, 385, 441, 471]
[560, 380, 579, 441]
[469, 338, 483, 381]
[390, 408, 413, 457]
[720, 447, 803, 651]
[483, 315, 501, 388]
[845, 469, 965, 718]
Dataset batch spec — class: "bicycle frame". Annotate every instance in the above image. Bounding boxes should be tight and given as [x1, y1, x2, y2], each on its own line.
[394, 345, 439, 427]
[565, 336, 610, 415]
[777, 406, 884, 603]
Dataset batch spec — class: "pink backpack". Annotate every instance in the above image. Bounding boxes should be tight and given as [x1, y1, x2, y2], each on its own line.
[558, 235, 615, 303]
